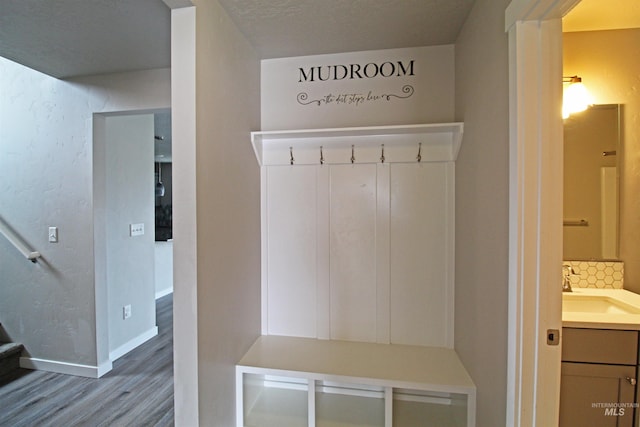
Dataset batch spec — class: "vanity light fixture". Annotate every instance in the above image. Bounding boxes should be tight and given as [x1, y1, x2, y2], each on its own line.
[562, 75, 593, 119]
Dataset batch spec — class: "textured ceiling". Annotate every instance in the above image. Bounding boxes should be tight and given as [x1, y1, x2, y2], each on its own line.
[0, 0, 171, 79]
[217, 0, 476, 59]
[0, 0, 475, 79]
[0, 0, 637, 80]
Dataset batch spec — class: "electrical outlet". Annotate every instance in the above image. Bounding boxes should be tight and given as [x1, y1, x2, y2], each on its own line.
[129, 223, 144, 237]
[123, 304, 132, 320]
[48, 226, 58, 243]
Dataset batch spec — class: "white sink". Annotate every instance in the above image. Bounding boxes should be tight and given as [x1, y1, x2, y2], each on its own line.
[563, 294, 640, 315]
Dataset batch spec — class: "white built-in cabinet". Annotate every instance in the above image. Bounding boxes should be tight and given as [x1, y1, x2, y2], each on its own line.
[236, 336, 475, 427]
[238, 124, 475, 427]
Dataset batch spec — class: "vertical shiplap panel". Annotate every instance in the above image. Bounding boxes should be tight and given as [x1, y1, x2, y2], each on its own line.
[261, 167, 269, 335]
[389, 163, 452, 348]
[329, 164, 377, 343]
[316, 166, 331, 340]
[376, 164, 391, 344]
[266, 166, 317, 337]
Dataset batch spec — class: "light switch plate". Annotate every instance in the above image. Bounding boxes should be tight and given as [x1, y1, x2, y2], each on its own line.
[123, 304, 132, 320]
[129, 223, 144, 237]
[48, 226, 58, 243]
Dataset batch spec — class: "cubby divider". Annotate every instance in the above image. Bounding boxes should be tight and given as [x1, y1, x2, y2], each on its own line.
[236, 336, 475, 427]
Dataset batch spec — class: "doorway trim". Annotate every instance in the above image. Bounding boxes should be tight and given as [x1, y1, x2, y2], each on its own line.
[163, 3, 198, 426]
[505, 0, 580, 425]
[93, 109, 169, 375]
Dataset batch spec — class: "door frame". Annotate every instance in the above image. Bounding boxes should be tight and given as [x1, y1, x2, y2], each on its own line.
[505, 0, 580, 425]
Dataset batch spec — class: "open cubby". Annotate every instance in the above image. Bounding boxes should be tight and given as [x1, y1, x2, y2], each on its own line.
[236, 336, 475, 427]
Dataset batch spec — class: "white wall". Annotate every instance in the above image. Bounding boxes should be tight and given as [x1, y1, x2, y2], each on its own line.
[261, 45, 454, 129]
[454, 0, 511, 425]
[170, 5, 199, 426]
[171, 1, 261, 425]
[155, 241, 174, 298]
[0, 57, 169, 375]
[104, 114, 157, 359]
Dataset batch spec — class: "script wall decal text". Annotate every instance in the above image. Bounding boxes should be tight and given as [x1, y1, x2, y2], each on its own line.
[297, 85, 415, 107]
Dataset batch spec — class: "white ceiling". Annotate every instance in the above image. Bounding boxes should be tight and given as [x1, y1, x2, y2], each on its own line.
[216, 0, 476, 59]
[1, 1, 637, 80]
[0, 0, 171, 79]
[563, 0, 640, 32]
[0, 0, 475, 79]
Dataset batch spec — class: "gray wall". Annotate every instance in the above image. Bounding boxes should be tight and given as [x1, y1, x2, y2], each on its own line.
[104, 114, 157, 356]
[454, 0, 511, 425]
[0, 56, 169, 373]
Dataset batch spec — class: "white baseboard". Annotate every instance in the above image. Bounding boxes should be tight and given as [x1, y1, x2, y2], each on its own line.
[109, 326, 158, 362]
[20, 326, 159, 378]
[20, 357, 113, 378]
[155, 288, 173, 300]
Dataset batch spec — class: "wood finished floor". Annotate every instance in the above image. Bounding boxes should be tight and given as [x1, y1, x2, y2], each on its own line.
[0, 294, 174, 427]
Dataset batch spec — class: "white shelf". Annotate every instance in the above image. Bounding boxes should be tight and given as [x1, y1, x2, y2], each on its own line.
[236, 335, 476, 427]
[393, 399, 467, 427]
[238, 335, 475, 393]
[251, 123, 463, 166]
[316, 390, 385, 427]
[243, 374, 308, 427]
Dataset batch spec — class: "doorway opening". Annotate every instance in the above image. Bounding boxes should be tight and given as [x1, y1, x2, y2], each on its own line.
[93, 108, 173, 369]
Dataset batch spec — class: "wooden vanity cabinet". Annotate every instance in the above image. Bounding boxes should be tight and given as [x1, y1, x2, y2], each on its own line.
[559, 328, 639, 427]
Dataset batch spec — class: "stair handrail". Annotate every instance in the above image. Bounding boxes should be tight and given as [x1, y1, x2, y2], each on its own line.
[0, 216, 41, 263]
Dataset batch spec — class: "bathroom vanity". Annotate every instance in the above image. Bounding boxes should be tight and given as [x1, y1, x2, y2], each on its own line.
[560, 289, 640, 427]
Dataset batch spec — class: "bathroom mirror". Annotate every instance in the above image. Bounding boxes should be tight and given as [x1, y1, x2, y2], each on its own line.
[563, 104, 621, 260]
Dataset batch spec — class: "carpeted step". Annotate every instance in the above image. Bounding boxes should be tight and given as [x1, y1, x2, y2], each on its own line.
[0, 342, 24, 382]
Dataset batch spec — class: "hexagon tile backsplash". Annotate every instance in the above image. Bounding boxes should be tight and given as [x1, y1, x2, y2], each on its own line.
[564, 260, 624, 289]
